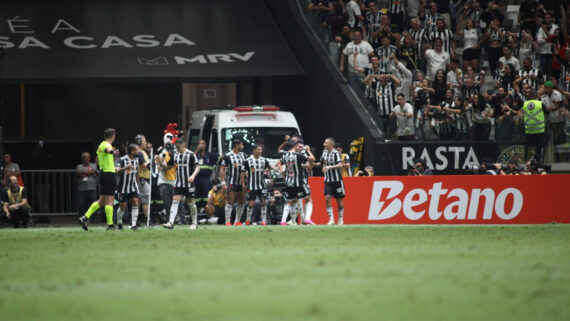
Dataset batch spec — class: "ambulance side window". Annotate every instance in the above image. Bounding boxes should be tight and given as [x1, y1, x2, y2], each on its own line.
[189, 129, 200, 150]
[210, 129, 219, 154]
[202, 116, 215, 143]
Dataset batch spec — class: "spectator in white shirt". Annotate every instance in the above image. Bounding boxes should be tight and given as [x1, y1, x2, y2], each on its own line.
[540, 81, 567, 150]
[341, 29, 374, 89]
[391, 93, 415, 140]
[346, 0, 364, 35]
[536, 13, 558, 75]
[425, 37, 450, 81]
[390, 54, 413, 102]
[498, 46, 520, 72]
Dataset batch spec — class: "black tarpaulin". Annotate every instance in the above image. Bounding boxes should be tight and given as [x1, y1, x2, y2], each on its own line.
[0, 0, 304, 80]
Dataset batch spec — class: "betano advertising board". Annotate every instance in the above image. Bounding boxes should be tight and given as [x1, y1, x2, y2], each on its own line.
[308, 175, 570, 224]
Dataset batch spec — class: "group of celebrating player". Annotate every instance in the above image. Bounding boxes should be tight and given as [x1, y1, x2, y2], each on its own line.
[78, 129, 349, 231]
[217, 134, 348, 227]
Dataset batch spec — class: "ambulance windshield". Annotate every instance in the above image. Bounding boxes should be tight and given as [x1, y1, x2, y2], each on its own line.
[222, 127, 299, 158]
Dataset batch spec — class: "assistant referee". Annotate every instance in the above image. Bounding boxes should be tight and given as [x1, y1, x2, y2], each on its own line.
[79, 128, 119, 230]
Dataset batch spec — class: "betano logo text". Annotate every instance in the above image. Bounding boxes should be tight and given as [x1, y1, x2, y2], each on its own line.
[368, 181, 523, 221]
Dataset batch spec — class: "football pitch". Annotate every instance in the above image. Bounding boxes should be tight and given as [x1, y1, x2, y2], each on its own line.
[1, 224, 569, 321]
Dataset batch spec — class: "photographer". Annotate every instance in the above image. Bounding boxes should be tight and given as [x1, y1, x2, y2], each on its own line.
[355, 165, 374, 177]
[502, 159, 524, 175]
[465, 157, 500, 175]
[526, 159, 550, 175]
[267, 189, 285, 225]
[408, 158, 433, 176]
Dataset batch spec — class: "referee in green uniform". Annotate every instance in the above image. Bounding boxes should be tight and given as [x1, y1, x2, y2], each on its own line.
[79, 128, 118, 230]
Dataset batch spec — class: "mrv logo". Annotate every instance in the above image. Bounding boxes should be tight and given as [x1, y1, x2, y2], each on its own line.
[368, 181, 523, 221]
[402, 146, 479, 170]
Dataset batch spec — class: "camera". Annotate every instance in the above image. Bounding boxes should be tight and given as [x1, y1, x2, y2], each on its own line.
[464, 165, 482, 174]
[165, 142, 175, 152]
[528, 159, 551, 173]
[502, 164, 524, 174]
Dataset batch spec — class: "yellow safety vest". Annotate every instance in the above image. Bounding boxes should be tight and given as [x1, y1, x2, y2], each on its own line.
[7, 187, 30, 208]
[162, 152, 176, 181]
[138, 150, 151, 179]
[208, 190, 225, 208]
[522, 99, 545, 134]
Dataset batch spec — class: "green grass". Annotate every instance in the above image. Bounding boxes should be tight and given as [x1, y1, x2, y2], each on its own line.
[1, 225, 569, 321]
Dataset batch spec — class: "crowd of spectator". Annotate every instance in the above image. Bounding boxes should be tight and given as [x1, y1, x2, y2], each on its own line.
[307, 0, 570, 160]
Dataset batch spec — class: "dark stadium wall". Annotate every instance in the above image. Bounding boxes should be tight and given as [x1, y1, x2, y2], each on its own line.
[264, 0, 383, 166]
[0, 84, 21, 138]
[24, 83, 181, 149]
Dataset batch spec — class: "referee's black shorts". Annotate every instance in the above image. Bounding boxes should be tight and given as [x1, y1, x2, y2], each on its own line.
[100, 172, 117, 195]
[324, 181, 345, 199]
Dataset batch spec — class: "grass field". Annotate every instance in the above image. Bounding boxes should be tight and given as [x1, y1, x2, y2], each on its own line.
[1, 224, 569, 321]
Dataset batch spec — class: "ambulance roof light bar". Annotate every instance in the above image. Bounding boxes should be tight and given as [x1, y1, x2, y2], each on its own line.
[233, 105, 280, 112]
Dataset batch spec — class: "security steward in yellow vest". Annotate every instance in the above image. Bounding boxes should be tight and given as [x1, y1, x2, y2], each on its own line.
[522, 89, 546, 162]
[2, 175, 31, 228]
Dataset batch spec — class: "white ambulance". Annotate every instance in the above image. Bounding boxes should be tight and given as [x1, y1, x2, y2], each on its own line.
[186, 105, 301, 164]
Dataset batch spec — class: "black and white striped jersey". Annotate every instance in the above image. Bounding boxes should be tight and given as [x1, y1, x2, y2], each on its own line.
[221, 151, 247, 186]
[519, 68, 542, 89]
[461, 85, 480, 101]
[389, 0, 405, 14]
[366, 10, 384, 47]
[117, 155, 140, 194]
[320, 149, 343, 183]
[376, 45, 398, 72]
[170, 149, 198, 188]
[429, 29, 454, 56]
[409, 27, 429, 57]
[241, 156, 270, 191]
[364, 67, 381, 100]
[488, 27, 505, 43]
[300, 149, 312, 184]
[376, 81, 396, 116]
[422, 12, 443, 34]
[281, 151, 309, 188]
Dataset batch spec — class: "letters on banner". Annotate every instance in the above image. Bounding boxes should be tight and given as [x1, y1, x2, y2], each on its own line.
[308, 175, 570, 224]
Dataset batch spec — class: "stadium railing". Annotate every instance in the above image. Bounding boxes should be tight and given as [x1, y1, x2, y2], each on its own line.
[21, 169, 78, 216]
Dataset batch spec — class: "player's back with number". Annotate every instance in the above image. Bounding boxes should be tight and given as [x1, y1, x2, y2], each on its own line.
[282, 151, 308, 187]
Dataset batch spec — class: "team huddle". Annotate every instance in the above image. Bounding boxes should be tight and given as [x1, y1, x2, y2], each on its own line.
[78, 129, 348, 230]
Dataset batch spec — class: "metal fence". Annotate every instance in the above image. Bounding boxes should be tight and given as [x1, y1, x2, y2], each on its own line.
[21, 169, 79, 216]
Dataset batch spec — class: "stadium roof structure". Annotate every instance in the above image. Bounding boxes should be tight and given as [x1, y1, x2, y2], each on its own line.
[0, 0, 304, 82]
